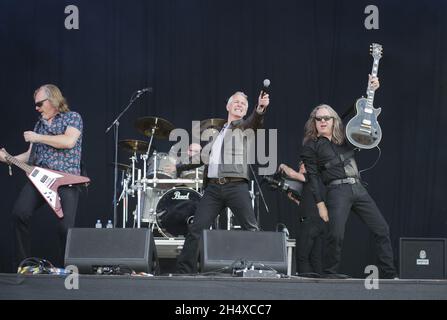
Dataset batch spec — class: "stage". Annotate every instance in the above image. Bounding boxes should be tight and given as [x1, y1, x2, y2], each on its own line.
[1, 273, 447, 300]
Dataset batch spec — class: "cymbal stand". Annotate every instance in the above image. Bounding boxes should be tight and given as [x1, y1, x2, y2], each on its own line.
[141, 153, 149, 192]
[143, 127, 157, 190]
[249, 164, 270, 227]
[130, 152, 138, 187]
[135, 169, 143, 228]
[105, 90, 149, 227]
[119, 170, 131, 228]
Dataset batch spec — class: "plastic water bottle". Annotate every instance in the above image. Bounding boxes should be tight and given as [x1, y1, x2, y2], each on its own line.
[95, 220, 102, 228]
[106, 220, 113, 229]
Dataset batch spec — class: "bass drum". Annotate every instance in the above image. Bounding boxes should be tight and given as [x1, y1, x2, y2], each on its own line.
[156, 187, 202, 237]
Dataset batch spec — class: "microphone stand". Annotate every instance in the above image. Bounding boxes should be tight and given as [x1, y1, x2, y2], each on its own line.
[249, 165, 269, 228]
[105, 89, 152, 227]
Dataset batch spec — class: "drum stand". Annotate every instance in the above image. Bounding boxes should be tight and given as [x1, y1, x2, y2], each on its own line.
[118, 170, 132, 228]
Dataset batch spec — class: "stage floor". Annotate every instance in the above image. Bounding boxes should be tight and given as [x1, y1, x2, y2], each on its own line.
[1, 273, 447, 300]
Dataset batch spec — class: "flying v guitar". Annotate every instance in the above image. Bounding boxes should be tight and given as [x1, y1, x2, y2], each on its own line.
[4, 151, 90, 218]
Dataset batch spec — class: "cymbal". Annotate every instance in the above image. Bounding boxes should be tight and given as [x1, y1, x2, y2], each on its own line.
[192, 119, 226, 137]
[110, 162, 132, 172]
[118, 139, 152, 154]
[135, 117, 175, 139]
[200, 118, 226, 132]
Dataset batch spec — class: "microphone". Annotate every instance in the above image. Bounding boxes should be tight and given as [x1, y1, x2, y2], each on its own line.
[137, 87, 153, 94]
[261, 79, 271, 97]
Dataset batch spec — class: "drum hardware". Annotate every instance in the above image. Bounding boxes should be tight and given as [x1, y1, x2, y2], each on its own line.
[130, 153, 138, 187]
[135, 116, 175, 191]
[145, 151, 178, 189]
[115, 115, 212, 232]
[249, 164, 270, 227]
[106, 88, 152, 228]
[135, 169, 143, 228]
[118, 169, 134, 228]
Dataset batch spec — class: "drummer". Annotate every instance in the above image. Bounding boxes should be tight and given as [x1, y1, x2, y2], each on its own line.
[163, 143, 202, 179]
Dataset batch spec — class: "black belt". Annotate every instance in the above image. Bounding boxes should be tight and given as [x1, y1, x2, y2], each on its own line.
[329, 177, 360, 186]
[208, 177, 247, 185]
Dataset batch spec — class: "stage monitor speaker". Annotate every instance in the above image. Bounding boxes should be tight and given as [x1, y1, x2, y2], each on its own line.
[200, 230, 287, 274]
[399, 237, 446, 279]
[65, 228, 157, 274]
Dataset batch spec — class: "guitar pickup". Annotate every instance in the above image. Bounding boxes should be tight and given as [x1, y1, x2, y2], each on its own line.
[41, 175, 48, 183]
[31, 169, 39, 178]
[46, 178, 56, 187]
[360, 128, 372, 134]
[362, 119, 372, 126]
[364, 108, 373, 114]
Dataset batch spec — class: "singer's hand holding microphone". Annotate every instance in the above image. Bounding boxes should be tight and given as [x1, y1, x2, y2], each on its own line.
[257, 79, 270, 113]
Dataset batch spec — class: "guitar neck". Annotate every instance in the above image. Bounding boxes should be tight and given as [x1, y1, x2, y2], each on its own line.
[365, 57, 381, 108]
[4, 154, 34, 175]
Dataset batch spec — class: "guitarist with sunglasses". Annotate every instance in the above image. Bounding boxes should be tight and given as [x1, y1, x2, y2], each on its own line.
[0, 84, 83, 269]
[299, 76, 397, 280]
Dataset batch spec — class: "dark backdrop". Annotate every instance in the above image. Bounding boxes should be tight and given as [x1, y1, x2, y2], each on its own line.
[0, 0, 446, 276]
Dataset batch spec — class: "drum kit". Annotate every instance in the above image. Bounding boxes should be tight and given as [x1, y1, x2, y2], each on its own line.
[115, 116, 226, 238]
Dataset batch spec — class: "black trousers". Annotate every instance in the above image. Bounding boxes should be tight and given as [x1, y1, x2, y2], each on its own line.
[12, 181, 80, 269]
[176, 181, 259, 274]
[295, 184, 326, 275]
[324, 182, 396, 277]
[296, 216, 325, 274]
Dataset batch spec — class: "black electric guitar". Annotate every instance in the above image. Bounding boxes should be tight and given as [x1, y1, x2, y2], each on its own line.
[346, 43, 383, 149]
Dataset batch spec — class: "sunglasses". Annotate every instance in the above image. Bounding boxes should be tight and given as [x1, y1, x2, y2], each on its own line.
[35, 99, 48, 108]
[315, 116, 333, 122]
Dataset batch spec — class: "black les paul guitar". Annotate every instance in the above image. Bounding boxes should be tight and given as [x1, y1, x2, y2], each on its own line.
[346, 43, 383, 149]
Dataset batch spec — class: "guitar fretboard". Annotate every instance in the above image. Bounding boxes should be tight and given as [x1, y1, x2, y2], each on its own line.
[5, 154, 34, 175]
[366, 57, 381, 110]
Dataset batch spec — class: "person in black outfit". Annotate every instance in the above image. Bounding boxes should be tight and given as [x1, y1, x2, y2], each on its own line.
[279, 162, 325, 276]
[300, 77, 397, 279]
[175, 91, 270, 274]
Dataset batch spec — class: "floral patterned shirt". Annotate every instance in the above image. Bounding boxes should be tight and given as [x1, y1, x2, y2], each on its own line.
[31, 111, 83, 175]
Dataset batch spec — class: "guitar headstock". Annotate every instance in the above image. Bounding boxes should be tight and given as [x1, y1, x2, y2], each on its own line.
[370, 43, 383, 60]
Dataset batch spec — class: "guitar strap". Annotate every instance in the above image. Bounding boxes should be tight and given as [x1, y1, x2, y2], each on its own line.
[28, 119, 42, 166]
[323, 150, 355, 170]
[323, 148, 360, 178]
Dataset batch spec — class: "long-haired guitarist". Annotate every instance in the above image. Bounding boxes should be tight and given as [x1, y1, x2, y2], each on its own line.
[299, 76, 398, 279]
[0, 84, 83, 269]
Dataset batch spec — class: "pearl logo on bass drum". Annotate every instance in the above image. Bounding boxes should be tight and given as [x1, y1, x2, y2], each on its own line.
[172, 191, 191, 200]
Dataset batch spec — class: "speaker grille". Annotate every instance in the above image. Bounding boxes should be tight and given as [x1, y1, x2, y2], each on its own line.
[399, 238, 446, 279]
[65, 229, 156, 274]
[200, 230, 287, 273]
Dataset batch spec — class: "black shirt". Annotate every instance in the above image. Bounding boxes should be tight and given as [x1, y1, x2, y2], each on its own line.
[300, 136, 356, 204]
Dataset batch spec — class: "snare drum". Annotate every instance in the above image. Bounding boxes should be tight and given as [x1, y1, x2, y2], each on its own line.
[155, 187, 202, 237]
